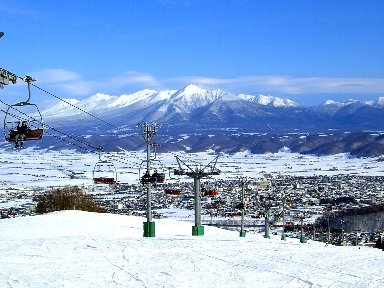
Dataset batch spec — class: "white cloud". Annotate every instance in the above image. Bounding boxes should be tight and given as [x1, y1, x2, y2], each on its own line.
[166, 75, 384, 95]
[29, 69, 94, 97]
[105, 71, 161, 88]
[33, 69, 82, 84]
[23, 69, 384, 101]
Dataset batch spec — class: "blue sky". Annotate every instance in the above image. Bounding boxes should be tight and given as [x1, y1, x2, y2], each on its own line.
[1, 0, 384, 106]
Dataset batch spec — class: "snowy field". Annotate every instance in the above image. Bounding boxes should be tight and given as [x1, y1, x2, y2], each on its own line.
[1, 148, 383, 189]
[1, 150, 384, 287]
[0, 211, 383, 288]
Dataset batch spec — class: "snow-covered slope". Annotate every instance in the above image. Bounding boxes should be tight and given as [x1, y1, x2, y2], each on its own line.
[0, 210, 383, 288]
[33, 85, 384, 137]
[40, 85, 299, 121]
[239, 93, 300, 107]
[168, 84, 222, 112]
[371, 96, 384, 106]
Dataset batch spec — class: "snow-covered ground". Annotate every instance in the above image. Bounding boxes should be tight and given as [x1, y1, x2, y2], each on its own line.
[1, 149, 383, 189]
[1, 149, 384, 287]
[0, 210, 383, 288]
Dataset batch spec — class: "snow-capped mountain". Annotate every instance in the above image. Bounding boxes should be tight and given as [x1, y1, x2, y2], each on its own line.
[3, 84, 384, 156]
[322, 97, 384, 108]
[41, 85, 300, 122]
[167, 84, 222, 112]
[322, 99, 359, 106]
[371, 96, 384, 106]
[37, 85, 384, 135]
[238, 94, 300, 107]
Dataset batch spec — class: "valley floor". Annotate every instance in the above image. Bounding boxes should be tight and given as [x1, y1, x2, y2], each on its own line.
[1, 149, 383, 189]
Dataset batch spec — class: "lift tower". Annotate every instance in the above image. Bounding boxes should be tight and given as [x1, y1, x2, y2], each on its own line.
[174, 156, 220, 236]
[137, 122, 161, 237]
[1, 32, 18, 88]
[1, 68, 17, 88]
[238, 177, 247, 237]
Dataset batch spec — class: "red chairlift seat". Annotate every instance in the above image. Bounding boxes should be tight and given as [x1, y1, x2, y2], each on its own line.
[92, 159, 117, 185]
[6, 126, 43, 142]
[164, 188, 181, 196]
[3, 76, 45, 145]
[93, 177, 116, 184]
[206, 188, 218, 197]
[202, 187, 218, 197]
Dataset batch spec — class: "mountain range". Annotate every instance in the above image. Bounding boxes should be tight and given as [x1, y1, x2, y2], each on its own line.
[3, 84, 384, 156]
[41, 84, 384, 132]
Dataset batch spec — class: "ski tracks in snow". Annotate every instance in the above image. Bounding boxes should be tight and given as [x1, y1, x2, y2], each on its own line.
[92, 238, 148, 288]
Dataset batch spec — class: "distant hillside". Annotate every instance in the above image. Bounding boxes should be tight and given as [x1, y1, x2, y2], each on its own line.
[38, 84, 384, 133]
[1, 85, 384, 156]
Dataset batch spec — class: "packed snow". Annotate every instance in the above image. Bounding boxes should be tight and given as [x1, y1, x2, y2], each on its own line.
[1, 149, 384, 287]
[1, 210, 383, 288]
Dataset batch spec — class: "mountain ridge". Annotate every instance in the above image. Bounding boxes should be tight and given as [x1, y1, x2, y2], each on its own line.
[41, 85, 384, 122]
[2, 85, 384, 156]
[41, 85, 301, 121]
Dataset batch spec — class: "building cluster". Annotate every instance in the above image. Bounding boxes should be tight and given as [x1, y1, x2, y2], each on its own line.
[1, 174, 384, 246]
[89, 174, 384, 245]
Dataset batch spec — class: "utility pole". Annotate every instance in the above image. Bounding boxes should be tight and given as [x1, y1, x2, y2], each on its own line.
[264, 205, 270, 239]
[340, 218, 346, 246]
[239, 177, 247, 237]
[137, 122, 161, 237]
[327, 214, 331, 244]
[259, 193, 272, 239]
[174, 155, 220, 236]
[281, 196, 286, 241]
[300, 212, 306, 243]
[312, 226, 316, 241]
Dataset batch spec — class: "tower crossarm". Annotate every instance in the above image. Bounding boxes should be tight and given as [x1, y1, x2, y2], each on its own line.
[0, 68, 17, 87]
[173, 155, 221, 178]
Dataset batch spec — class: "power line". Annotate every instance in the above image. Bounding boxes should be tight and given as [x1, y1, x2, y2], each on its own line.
[1, 107, 95, 152]
[1, 72, 158, 171]
[1, 106, 142, 171]
[0, 99, 99, 150]
[29, 82, 145, 144]
[31, 83, 115, 128]
[2, 71, 144, 144]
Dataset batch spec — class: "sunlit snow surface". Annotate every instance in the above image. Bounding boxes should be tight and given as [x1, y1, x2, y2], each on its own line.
[1, 149, 384, 287]
[0, 211, 383, 288]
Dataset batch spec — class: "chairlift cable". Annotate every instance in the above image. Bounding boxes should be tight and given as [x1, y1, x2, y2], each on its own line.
[1, 77, 159, 169]
[1, 107, 96, 153]
[4, 72, 145, 144]
[1, 106, 144, 187]
[0, 99, 100, 150]
[30, 83, 117, 129]
[29, 82, 145, 144]
[2, 110, 133, 168]
[1, 109, 141, 171]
